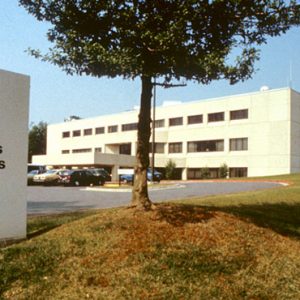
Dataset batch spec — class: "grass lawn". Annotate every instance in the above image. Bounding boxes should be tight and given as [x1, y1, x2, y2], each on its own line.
[1, 174, 300, 299]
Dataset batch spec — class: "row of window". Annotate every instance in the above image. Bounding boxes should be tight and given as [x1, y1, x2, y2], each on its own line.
[152, 138, 248, 154]
[156, 109, 248, 128]
[61, 138, 248, 155]
[158, 109, 248, 127]
[187, 167, 247, 179]
[62, 109, 248, 138]
[62, 147, 102, 154]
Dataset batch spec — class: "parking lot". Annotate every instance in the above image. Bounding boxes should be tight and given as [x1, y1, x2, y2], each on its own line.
[27, 181, 282, 215]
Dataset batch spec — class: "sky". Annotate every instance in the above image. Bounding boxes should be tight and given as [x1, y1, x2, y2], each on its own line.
[1, 1, 300, 125]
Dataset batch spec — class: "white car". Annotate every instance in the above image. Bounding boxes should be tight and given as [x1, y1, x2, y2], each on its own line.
[33, 169, 68, 185]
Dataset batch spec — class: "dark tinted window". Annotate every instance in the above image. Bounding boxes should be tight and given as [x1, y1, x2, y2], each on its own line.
[188, 114, 203, 124]
[122, 123, 138, 131]
[95, 127, 105, 134]
[208, 112, 224, 122]
[230, 109, 248, 120]
[108, 125, 118, 133]
[62, 131, 70, 138]
[169, 117, 183, 126]
[84, 128, 92, 136]
[188, 140, 224, 152]
[72, 130, 81, 137]
[169, 142, 182, 153]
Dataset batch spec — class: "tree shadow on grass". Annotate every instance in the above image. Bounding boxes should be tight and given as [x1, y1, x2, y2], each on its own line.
[206, 202, 300, 239]
[153, 204, 215, 226]
[153, 202, 300, 240]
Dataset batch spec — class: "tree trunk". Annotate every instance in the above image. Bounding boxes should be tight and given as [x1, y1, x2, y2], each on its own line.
[131, 75, 153, 210]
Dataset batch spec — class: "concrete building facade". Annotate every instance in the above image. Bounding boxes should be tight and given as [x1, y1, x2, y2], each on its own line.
[32, 87, 300, 180]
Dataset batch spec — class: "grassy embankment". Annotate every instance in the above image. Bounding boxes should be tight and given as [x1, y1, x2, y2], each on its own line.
[1, 174, 300, 299]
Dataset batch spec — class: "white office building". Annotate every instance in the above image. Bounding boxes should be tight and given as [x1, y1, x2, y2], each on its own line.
[32, 87, 300, 180]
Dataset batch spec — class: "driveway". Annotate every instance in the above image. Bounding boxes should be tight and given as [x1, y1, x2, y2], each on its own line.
[27, 181, 282, 215]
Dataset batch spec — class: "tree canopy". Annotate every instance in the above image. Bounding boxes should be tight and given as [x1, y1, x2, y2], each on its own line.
[21, 1, 300, 83]
[28, 121, 47, 163]
[20, 0, 300, 209]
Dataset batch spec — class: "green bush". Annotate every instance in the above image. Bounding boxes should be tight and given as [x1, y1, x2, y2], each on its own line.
[200, 167, 210, 179]
[219, 163, 229, 178]
[165, 159, 176, 180]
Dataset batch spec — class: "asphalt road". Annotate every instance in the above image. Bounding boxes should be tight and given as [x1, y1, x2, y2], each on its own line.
[27, 181, 282, 215]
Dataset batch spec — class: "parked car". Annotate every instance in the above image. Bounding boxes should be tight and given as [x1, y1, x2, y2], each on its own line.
[33, 169, 68, 185]
[27, 164, 46, 174]
[27, 169, 42, 185]
[58, 169, 105, 186]
[88, 168, 111, 181]
[120, 169, 162, 183]
[147, 169, 163, 182]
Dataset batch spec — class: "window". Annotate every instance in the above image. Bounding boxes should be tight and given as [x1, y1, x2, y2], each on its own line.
[122, 123, 138, 131]
[208, 112, 224, 122]
[62, 131, 70, 138]
[72, 148, 92, 153]
[169, 117, 183, 126]
[230, 109, 248, 120]
[119, 143, 131, 155]
[188, 140, 224, 152]
[154, 119, 165, 128]
[84, 128, 92, 136]
[187, 168, 202, 179]
[95, 127, 105, 134]
[61, 150, 70, 154]
[169, 142, 182, 153]
[188, 114, 203, 124]
[230, 138, 248, 151]
[150, 143, 165, 153]
[108, 125, 118, 133]
[72, 130, 81, 137]
[229, 168, 247, 177]
[95, 147, 102, 153]
[187, 168, 220, 179]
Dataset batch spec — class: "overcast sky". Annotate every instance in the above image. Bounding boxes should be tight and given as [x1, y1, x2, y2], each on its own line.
[1, 1, 300, 125]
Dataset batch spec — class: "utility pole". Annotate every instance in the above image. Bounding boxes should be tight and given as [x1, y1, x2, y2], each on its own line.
[151, 77, 156, 182]
[151, 79, 186, 182]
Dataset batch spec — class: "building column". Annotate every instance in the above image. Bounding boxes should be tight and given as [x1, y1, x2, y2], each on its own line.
[111, 165, 120, 181]
[182, 167, 188, 180]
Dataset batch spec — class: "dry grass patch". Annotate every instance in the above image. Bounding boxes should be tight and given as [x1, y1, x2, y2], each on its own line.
[1, 204, 300, 299]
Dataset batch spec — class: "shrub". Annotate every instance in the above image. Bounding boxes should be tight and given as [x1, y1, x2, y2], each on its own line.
[165, 159, 176, 180]
[200, 167, 210, 179]
[219, 163, 229, 178]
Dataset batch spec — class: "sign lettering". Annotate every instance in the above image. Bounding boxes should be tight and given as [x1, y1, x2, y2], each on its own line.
[0, 145, 5, 169]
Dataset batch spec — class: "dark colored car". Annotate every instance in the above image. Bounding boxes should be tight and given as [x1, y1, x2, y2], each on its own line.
[120, 169, 162, 183]
[27, 164, 46, 174]
[58, 169, 105, 186]
[88, 168, 111, 181]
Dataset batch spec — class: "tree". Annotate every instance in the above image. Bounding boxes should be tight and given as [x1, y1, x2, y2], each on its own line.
[20, 0, 300, 210]
[219, 163, 229, 179]
[28, 121, 47, 163]
[200, 167, 210, 179]
[165, 159, 176, 180]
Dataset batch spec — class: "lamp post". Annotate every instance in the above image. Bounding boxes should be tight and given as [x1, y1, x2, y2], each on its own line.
[150, 79, 185, 182]
[151, 78, 156, 182]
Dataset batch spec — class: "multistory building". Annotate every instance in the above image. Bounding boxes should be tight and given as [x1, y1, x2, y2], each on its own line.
[32, 87, 300, 180]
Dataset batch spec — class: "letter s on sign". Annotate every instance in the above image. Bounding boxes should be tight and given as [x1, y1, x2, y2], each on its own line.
[0, 161, 5, 169]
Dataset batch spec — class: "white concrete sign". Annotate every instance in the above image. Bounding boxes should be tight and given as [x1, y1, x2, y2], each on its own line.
[0, 69, 30, 242]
